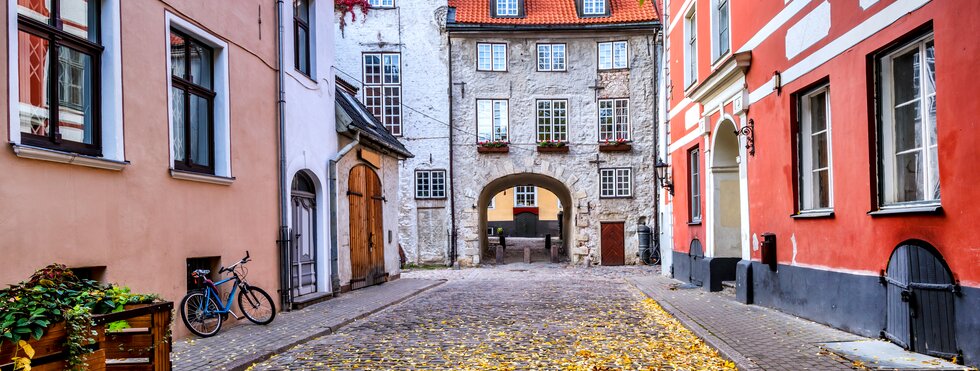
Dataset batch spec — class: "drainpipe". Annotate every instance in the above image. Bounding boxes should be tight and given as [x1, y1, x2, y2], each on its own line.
[652, 28, 663, 263]
[275, 0, 292, 310]
[329, 131, 360, 293]
[447, 32, 459, 269]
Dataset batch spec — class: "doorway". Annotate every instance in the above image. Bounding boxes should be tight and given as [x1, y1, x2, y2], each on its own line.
[290, 172, 318, 298]
[883, 242, 958, 359]
[600, 222, 625, 266]
[709, 120, 742, 259]
[348, 165, 386, 290]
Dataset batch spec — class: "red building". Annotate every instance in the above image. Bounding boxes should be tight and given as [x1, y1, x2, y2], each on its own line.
[660, 0, 979, 364]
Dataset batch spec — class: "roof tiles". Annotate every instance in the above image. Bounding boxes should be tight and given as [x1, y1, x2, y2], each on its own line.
[449, 0, 659, 26]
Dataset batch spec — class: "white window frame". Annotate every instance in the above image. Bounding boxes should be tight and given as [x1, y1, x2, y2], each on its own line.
[488, 196, 496, 209]
[477, 99, 509, 142]
[362, 52, 402, 135]
[477, 43, 507, 72]
[599, 168, 633, 198]
[798, 85, 833, 212]
[878, 34, 939, 207]
[598, 98, 630, 141]
[415, 169, 447, 199]
[689, 147, 701, 222]
[536, 99, 568, 142]
[583, 0, 606, 15]
[598, 41, 628, 70]
[684, 7, 698, 87]
[166, 13, 232, 179]
[368, 0, 394, 8]
[711, 0, 730, 62]
[537, 44, 566, 72]
[514, 186, 537, 207]
[495, 0, 519, 16]
[7, 0, 126, 166]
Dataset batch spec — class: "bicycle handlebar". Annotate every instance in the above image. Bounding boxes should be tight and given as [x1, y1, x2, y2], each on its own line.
[219, 251, 252, 275]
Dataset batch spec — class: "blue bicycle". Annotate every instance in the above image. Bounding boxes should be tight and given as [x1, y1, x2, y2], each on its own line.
[179, 251, 276, 337]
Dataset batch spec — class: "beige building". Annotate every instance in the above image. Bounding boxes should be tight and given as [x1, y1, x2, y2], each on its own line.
[487, 186, 562, 238]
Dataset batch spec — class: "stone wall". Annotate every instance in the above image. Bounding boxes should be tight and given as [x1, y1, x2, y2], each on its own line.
[334, 2, 453, 265]
[449, 31, 660, 265]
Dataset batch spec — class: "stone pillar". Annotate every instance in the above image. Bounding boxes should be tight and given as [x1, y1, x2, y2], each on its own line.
[495, 245, 504, 265]
[524, 246, 531, 264]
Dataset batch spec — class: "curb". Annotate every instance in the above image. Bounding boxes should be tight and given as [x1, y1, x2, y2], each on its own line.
[226, 279, 446, 371]
[628, 277, 759, 371]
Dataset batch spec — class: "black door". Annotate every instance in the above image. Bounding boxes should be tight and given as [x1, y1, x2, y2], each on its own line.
[514, 212, 538, 237]
[689, 240, 704, 286]
[883, 243, 958, 359]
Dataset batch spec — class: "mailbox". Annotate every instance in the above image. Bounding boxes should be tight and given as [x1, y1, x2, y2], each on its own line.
[760, 233, 777, 271]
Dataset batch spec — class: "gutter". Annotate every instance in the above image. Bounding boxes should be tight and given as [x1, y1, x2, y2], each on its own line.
[328, 131, 360, 293]
[445, 20, 661, 33]
[447, 32, 458, 268]
[275, 0, 292, 310]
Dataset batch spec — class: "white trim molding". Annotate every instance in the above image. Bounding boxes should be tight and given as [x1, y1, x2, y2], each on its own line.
[170, 169, 236, 185]
[11, 144, 129, 171]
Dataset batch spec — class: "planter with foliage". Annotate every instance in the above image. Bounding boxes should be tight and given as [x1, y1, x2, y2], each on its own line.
[599, 138, 632, 152]
[537, 140, 569, 153]
[477, 140, 509, 154]
[0, 264, 172, 371]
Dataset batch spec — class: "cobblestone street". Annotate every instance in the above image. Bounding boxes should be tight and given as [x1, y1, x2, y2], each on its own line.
[250, 265, 733, 370]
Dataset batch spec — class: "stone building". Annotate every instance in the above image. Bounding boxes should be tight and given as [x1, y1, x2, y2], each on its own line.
[446, 0, 662, 266]
[334, 0, 453, 265]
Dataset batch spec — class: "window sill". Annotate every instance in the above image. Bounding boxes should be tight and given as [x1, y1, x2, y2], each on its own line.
[868, 204, 942, 217]
[598, 67, 630, 73]
[11, 144, 128, 171]
[599, 143, 632, 152]
[687, 220, 702, 226]
[792, 210, 834, 219]
[170, 169, 235, 186]
[599, 196, 634, 200]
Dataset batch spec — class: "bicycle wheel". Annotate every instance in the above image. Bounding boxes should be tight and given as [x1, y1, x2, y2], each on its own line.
[238, 286, 276, 325]
[180, 290, 223, 337]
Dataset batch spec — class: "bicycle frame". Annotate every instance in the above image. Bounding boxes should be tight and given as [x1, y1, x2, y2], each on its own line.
[196, 273, 247, 320]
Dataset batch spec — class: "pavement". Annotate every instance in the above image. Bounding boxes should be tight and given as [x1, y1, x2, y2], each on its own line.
[170, 278, 444, 371]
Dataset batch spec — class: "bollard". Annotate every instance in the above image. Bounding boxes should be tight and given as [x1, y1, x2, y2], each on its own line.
[524, 245, 531, 264]
[496, 244, 504, 265]
[547, 234, 558, 263]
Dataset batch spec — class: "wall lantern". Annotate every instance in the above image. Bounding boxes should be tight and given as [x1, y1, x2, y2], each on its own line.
[735, 119, 756, 157]
[654, 159, 674, 196]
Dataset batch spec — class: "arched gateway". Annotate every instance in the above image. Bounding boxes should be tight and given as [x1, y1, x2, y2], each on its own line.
[476, 173, 575, 261]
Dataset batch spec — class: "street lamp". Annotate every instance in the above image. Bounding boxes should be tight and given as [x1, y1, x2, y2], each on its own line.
[654, 159, 673, 196]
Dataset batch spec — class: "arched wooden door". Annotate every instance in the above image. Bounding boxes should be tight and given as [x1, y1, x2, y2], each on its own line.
[290, 172, 317, 298]
[348, 165, 386, 290]
[883, 243, 958, 359]
[689, 239, 704, 287]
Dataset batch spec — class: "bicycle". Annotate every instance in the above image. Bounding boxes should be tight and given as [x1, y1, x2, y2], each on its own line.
[179, 251, 276, 337]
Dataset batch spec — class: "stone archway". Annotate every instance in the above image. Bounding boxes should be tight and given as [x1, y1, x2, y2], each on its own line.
[476, 173, 575, 263]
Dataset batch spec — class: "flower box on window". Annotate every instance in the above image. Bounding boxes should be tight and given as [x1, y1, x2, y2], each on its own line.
[536, 140, 568, 153]
[599, 139, 632, 152]
[478, 140, 509, 154]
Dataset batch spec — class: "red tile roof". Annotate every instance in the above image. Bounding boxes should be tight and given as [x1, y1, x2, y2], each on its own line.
[449, 0, 659, 26]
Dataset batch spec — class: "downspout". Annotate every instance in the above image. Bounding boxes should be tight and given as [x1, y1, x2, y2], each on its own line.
[447, 32, 459, 268]
[329, 131, 360, 293]
[275, 0, 292, 310]
[652, 27, 663, 263]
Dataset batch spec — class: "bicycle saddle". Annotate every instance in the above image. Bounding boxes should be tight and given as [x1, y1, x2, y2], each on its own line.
[192, 269, 210, 277]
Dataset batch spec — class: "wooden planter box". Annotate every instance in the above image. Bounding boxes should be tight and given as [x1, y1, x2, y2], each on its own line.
[0, 301, 173, 371]
[537, 146, 569, 153]
[477, 146, 509, 154]
[599, 143, 632, 152]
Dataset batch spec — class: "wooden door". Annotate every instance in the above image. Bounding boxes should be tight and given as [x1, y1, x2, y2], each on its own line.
[884, 244, 958, 359]
[600, 222, 625, 266]
[515, 212, 538, 237]
[348, 165, 386, 290]
[689, 240, 704, 287]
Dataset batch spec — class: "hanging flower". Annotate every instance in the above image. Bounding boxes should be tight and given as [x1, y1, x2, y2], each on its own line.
[336, 0, 370, 33]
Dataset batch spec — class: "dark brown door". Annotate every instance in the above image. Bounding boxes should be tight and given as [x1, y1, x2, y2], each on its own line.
[600, 222, 625, 266]
[348, 165, 386, 290]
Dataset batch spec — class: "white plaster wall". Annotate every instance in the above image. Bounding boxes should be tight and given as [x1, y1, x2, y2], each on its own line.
[450, 32, 660, 266]
[284, 0, 338, 294]
[334, 2, 452, 265]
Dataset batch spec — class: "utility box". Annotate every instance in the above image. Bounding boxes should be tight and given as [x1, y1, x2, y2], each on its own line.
[760, 233, 777, 271]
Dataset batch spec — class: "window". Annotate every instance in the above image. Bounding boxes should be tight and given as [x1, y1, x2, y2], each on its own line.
[171, 29, 216, 174]
[583, 0, 607, 15]
[294, 0, 311, 76]
[689, 147, 701, 222]
[712, 0, 730, 61]
[477, 99, 509, 142]
[478, 43, 507, 72]
[493, 0, 520, 17]
[416, 170, 447, 199]
[878, 34, 938, 206]
[797, 85, 833, 211]
[488, 197, 496, 209]
[368, 0, 394, 7]
[598, 99, 630, 141]
[515, 186, 537, 207]
[363, 53, 402, 135]
[598, 41, 628, 70]
[684, 9, 698, 87]
[537, 44, 566, 71]
[600, 168, 632, 198]
[536, 100, 568, 142]
[16, 0, 101, 155]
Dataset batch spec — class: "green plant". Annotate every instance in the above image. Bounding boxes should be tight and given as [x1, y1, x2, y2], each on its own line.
[537, 140, 567, 148]
[496, 227, 504, 235]
[602, 137, 630, 146]
[478, 140, 508, 148]
[0, 264, 159, 371]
